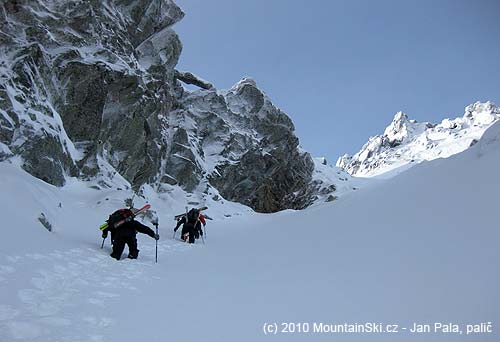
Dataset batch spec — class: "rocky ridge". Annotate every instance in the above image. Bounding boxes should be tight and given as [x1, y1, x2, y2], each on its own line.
[0, 0, 346, 213]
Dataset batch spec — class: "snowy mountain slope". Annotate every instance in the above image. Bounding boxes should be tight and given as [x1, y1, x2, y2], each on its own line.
[0, 158, 250, 254]
[0, 0, 346, 213]
[310, 156, 369, 202]
[1, 119, 498, 341]
[337, 101, 500, 178]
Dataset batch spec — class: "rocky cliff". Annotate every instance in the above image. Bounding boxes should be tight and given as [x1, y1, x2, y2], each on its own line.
[0, 0, 343, 212]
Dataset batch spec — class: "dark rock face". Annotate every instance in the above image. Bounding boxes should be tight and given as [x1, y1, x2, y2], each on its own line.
[21, 134, 78, 186]
[0, 1, 334, 212]
[57, 63, 108, 142]
[179, 78, 317, 212]
[213, 148, 314, 212]
[0, 0, 184, 189]
[164, 127, 202, 192]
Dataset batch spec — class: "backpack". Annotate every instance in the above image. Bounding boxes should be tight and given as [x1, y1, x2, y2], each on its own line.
[107, 208, 134, 229]
[186, 208, 199, 223]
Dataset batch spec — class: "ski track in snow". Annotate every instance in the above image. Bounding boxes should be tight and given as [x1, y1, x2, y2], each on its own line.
[0, 240, 191, 342]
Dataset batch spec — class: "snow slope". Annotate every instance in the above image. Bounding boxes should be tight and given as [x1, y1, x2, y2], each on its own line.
[1, 121, 499, 341]
[337, 101, 500, 178]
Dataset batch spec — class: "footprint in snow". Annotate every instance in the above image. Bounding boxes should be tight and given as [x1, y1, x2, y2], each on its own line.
[6, 256, 21, 263]
[0, 265, 15, 274]
[1, 240, 188, 339]
[0, 305, 20, 321]
[0, 247, 150, 341]
[5, 321, 44, 340]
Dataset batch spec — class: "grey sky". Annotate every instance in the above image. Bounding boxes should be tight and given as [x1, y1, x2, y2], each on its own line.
[174, 0, 500, 162]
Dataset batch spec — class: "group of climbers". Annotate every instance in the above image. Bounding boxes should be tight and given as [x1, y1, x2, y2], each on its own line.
[174, 207, 206, 244]
[100, 206, 208, 261]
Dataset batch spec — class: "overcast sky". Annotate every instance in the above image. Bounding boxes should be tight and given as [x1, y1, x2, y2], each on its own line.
[174, 0, 500, 162]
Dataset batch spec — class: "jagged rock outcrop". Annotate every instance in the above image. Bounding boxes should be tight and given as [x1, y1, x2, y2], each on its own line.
[175, 78, 317, 212]
[0, 0, 184, 188]
[174, 70, 213, 90]
[0, 0, 340, 212]
[337, 101, 500, 177]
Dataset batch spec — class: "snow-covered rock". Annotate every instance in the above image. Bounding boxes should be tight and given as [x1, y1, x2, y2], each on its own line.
[0, 0, 185, 186]
[0, 0, 343, 213]
[336, 101, 500, 177]
[169, 78, 350, 212]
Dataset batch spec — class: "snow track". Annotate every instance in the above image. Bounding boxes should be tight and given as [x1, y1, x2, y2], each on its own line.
[0, 241, 191, 342]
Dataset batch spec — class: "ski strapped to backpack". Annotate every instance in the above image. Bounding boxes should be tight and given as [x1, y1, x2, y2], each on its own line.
[100, 204, 151, 231]
[173, 206, 208, 243]
[187, 207, 200, 222]
[174, 206, 208, 221]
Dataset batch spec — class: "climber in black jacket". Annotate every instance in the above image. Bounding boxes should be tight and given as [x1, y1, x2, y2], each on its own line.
[174, 208, 205, 243]
[102, 219, 159, 260]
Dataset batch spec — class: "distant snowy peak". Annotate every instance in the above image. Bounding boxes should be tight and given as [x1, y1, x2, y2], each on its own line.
[463, 101, 499, 125]
[337, 101, 500, 177]
[383, 111, 431, 147]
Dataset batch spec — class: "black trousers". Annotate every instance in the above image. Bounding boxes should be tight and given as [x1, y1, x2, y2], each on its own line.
[181, 223, 195, 243]
[110, 236, 139, 260]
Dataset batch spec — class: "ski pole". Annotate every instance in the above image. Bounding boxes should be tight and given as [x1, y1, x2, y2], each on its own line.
[101, 237, 106, 249]
[154, 223, 159, 263]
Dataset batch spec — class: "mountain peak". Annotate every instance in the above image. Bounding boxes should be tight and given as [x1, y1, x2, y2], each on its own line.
[383, 111, 412, 145]
[337, 102, 500, 177]
[393, 111, 409, 122]
[233, 77, 258, 89]
[464, 101, 499, 126]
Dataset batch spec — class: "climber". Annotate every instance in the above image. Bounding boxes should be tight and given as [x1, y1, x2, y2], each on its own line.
[101, 208, 159, 260]
[194, 213, 206, 240]
[174, 208, 206, 243]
